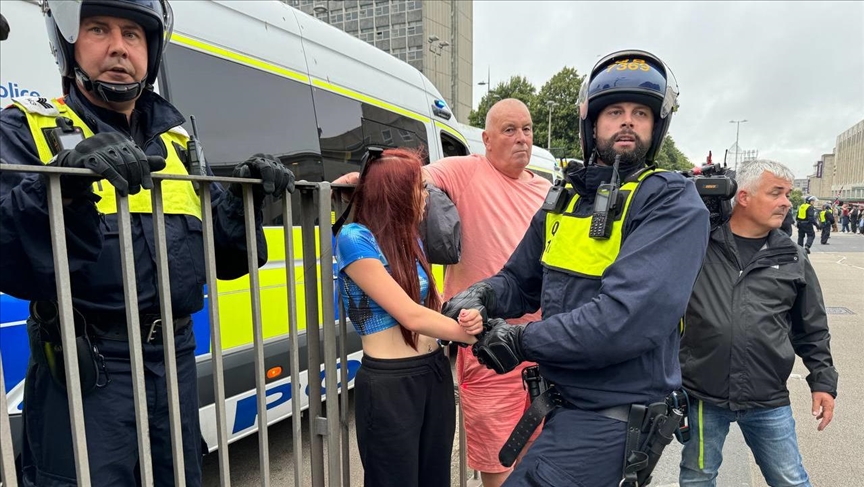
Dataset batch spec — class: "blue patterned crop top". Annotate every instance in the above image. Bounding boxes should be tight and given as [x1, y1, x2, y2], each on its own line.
[335, 223, 430, 336]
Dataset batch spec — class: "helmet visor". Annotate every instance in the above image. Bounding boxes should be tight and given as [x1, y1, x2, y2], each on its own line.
[46, 0, 84, 43]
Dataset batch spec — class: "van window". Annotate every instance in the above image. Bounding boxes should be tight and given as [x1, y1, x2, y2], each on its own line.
[440, 131, 469, 158]
[313, 88, 430, 170]
[160, 44, 321, 226]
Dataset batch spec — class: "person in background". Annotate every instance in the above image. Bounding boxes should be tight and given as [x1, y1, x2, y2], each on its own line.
[796, 195, 819, 253]
[427, 99, 552, 486]
[820, 203, 835, 245]
[780, 206, 795, 237]
[850, 204, 859, 234]
[335, 147, 483, 487]
[679, 160, 837, 487]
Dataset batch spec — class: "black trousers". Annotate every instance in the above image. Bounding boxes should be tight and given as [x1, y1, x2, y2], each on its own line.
[355, 347, 456, 487]
[505, 406, 627, 487]
[21, 319, 202, 486]
[821, 224, 831, 244]
[797, 222, 815, 248]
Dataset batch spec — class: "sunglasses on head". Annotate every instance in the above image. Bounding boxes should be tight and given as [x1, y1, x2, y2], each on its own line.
[333, 146, 389, 235]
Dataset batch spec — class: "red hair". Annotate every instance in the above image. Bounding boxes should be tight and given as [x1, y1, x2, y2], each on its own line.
[353, 148, 441, 350]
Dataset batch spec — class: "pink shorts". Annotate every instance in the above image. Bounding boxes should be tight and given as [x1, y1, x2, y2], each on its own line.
[457, 347, 541, 473]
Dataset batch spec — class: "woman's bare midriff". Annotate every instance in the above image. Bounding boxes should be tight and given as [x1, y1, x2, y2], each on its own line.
[360, 326, 440, 359]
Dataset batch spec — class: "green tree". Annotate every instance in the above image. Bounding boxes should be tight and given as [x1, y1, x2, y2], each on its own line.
[468, 75, 536, 128]
[531, 67, 584, 160]
[789, 188, 804, 209]
[653, 134, 693, 172]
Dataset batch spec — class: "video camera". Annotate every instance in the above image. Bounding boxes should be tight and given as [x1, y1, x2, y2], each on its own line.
[680, 163, 737, 228]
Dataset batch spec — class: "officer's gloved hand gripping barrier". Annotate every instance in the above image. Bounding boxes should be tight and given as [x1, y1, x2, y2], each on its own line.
[49, 132, 166, 198]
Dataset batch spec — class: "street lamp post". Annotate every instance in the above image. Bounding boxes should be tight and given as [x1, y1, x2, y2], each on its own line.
[477, 65, 491, 93]
[729, 119, 748, 170]
[312, 4, 330, 23]
[547, 100, 558, 150]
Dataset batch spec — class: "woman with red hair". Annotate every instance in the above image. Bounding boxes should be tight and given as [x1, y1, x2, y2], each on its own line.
[335, 148, 483, 486]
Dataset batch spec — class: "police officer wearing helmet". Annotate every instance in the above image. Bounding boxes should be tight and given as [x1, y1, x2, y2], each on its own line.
[442, 50, 709, 486]
[819, 202, 835, 245]
[0, 0, 294, 485]
[796, 195, 819, 253]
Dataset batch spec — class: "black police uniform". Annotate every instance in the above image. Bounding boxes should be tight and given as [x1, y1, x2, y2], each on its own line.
[795, 202, 818, 250]
[0, 85, 266, 486]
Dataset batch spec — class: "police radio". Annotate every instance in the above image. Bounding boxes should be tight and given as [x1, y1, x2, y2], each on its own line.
[589, 155, 621, 240]
[186, 115, 208, 193]
[46, 116, 85, 155]
[541, 179, 569, 214]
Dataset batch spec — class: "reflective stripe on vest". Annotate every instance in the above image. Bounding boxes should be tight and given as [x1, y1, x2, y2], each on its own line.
[541, 168, 664, 278]
[797, 203, 811, 221]
[14, 97, 201, 220]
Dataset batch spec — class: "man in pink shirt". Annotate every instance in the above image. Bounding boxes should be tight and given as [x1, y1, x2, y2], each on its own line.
[425, 99, 551, 487]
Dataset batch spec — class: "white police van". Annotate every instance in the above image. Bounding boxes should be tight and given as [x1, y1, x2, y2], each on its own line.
[0, 0, 475, 458]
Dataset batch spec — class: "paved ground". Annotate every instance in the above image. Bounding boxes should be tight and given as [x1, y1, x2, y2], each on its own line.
[203, 231, 864, 486]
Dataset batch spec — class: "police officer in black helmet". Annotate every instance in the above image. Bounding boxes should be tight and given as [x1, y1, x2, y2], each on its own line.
[443, 50, 710, 486]
[0, 1, 294, 485]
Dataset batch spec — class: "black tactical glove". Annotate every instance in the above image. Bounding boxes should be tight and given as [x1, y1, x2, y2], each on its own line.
[472, 318, 525, 374]
[441, 281, 496, 320]
[50, 132, 166, 198]
[229, 153, 296, 203]
[1, 13, 10, 41]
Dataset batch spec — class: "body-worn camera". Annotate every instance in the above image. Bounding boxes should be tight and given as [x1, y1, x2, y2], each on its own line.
[681, 163, 737, 228]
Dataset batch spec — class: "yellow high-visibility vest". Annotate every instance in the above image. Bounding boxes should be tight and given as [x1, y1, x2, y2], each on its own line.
[12, 96, 201, 219]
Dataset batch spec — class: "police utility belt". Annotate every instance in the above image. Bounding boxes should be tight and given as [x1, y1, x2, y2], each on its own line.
[30, 300, 192, 395]
[501, 366, 690, 487]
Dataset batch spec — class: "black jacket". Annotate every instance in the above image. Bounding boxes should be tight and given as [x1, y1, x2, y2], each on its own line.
[681, 222, 838, 411]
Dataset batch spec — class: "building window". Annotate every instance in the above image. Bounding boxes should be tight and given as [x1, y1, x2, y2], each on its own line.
[374, 4, 389, 16]
[376, 28, 389, 40]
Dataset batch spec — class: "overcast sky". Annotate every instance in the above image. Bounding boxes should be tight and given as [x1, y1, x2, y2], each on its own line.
[471, 1, 864, 178]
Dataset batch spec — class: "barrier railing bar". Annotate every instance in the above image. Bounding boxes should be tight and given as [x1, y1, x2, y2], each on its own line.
[316, 183, 342, 485]
[45, 174, 92, 484]
[299, 187, 325, 487]
[332, 192, 351, 487]
[242, 186, 270, 487]
[0, 164, 319, 188]
[199, 184, 231, 486]
[116, 193, 154, 486]
[0, 354, 19, 487]
[282, 192, 304, 487]
[151, 181, 186, 487]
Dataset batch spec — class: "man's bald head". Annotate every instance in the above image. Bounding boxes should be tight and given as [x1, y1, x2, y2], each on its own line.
[485, 98, 531, 131]
[481, 98, 534, 178]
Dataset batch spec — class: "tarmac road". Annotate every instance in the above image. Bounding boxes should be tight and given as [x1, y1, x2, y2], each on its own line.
[203, 232, 864, 486]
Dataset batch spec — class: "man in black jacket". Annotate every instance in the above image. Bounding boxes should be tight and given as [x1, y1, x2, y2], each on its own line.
[679, 160, 838, 487]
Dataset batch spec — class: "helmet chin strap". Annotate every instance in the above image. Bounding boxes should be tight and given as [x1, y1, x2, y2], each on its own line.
[74, 67, 145, 104]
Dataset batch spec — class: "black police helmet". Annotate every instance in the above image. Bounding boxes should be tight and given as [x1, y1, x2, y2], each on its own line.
[43, 0, 173, 101]
[578, 50, 679, 165]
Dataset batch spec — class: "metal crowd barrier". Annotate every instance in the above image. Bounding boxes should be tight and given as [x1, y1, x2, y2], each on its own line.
[0, 164, 474, 487]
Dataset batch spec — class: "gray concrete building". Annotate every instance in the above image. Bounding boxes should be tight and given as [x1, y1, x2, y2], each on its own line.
[807, 119, 864, 203]
[833, 119, 864, 202]
[288, 0, 474, 121]
[808, 153, 836, 201]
